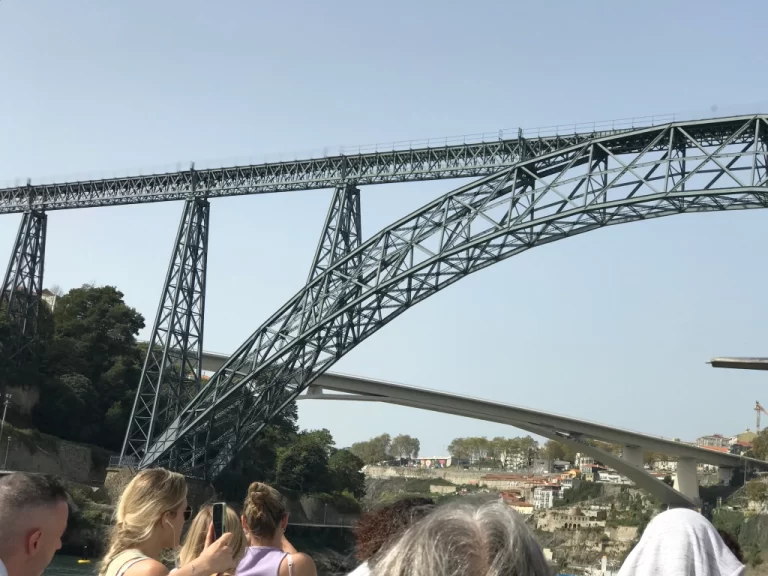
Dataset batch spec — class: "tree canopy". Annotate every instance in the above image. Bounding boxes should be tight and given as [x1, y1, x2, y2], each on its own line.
[350, 433, 392, 465]
[3, 283, 368, 507]
[447, 435, 539, 469]
[390, 434, 420, 460]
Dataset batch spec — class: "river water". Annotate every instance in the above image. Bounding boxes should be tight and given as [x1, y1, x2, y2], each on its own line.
[46, 556, 95, 576]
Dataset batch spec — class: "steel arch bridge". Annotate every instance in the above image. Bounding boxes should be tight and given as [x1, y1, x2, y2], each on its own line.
[2, 114, 767, 481]
[140, 114, 768, 478]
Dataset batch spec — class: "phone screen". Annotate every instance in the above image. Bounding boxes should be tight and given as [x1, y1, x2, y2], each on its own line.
[212, 502, 226, 539]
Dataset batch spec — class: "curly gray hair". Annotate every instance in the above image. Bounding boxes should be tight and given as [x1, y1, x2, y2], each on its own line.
[370, 501, 551, 576]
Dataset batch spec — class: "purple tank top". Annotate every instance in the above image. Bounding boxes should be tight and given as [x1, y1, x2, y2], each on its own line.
[237, 546, 291, 576]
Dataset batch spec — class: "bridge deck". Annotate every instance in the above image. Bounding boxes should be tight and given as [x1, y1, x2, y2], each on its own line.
[0, 121, 657, 214]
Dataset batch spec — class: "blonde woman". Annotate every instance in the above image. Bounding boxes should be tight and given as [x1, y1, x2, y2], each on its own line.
[178, 504, 246, 574]
[99, 469, 235, 576]
[237, 482, 316, 576]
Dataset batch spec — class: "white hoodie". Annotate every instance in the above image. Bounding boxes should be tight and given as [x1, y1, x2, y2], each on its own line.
[618, 508, 745, 576]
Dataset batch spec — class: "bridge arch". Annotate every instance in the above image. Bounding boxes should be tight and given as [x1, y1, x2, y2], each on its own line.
[142, 115, 768, 478]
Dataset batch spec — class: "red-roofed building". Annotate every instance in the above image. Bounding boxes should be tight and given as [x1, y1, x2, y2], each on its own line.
[700, 445, 730, 454]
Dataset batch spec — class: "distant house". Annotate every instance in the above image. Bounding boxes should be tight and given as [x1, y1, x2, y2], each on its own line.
[697, 434, 730, 449]
[511, 502, 534, 516]
[533, 485, 561, 509]
[41, 289, 58, 311]
[561, 477, 581, 493]
[575, 453, 595, 469]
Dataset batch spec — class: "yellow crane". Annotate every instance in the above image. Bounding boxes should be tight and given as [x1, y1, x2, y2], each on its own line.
[756, 401, 768, 433]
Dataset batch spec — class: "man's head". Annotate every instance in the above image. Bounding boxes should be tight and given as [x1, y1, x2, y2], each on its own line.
[0, 473, 69, 576]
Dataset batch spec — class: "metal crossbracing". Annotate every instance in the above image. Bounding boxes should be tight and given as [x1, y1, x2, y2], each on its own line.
[120, 194, 210, 467]
[0, 209, 47, 364]
[0, 127, 644, 214]
[139, 114, 768, 479]
[212, 181, 364, 466]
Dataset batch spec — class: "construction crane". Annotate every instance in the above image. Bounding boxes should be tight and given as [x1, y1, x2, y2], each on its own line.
[756, 401, 768, 433]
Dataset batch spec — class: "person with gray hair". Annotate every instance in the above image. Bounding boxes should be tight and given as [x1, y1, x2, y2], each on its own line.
[0, 473, 69, 576]
[369, 501, 550, 576]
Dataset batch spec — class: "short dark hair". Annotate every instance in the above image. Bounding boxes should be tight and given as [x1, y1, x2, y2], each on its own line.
[0, 473, 68, 513]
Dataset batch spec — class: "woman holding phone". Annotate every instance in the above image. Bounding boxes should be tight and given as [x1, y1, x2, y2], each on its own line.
[237, 482, 317, 576]
[178, 504, 246, 575]
[99, 469, 235, 576]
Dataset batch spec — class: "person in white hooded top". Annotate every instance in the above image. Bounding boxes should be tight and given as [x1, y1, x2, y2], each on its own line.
[618, 508, 745, 576]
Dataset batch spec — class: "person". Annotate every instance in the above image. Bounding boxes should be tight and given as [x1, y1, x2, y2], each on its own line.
[178, 504, 246, 575]
[349, 498, 435, 576]
[99, 468, 235, 576]
[237, 482, 316, 576]
[0, 473, 69, 576]
[370, 500, 550, 576]
[618, 507, 745, 576]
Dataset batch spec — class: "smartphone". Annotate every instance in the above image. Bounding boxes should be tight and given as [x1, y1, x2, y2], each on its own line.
[212, 502, 227, 539]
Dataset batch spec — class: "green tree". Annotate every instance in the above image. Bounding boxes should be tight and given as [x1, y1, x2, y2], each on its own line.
[447, 437, 471, 461]
[748, 430, 768, 461]
[215, 403, 299, 501]
[31, 285, 145, 449]
[32, 373, 100, 442]
[746, 480, 768, 503]
[276, 429, 333, 492]
[327, 449, 365, 498]
[390, 434, 420, 460]
[544, 440, 566, 462]
[350, 433, 391, 465]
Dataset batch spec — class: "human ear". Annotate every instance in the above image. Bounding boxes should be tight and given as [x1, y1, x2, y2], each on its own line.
[27, 529, 42, 554]
[241, 515, 248, 531]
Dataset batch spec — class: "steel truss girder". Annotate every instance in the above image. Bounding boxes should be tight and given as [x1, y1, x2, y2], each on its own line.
[141, 114, 768, 479]
[120, 195, 210, 467]
[214, 183, 363, 473]
[0, 209, 47, 362]
[0, 127, 638, 214]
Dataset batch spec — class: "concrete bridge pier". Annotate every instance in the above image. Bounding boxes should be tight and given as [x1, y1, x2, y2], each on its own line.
[673, 458, 700, 503]
[622, 446, 643, 468]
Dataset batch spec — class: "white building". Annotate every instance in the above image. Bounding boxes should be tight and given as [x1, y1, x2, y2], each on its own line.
[533, 485, 561, 510]
[598, 472, 632, 485]
[575, 453, 595, 469]
[41, 289, 58, 311]
[561, 477, 582, 493]
[697, 434, 730, 449]
[511, 502, 534, 516]
[652, 460, 678, 472]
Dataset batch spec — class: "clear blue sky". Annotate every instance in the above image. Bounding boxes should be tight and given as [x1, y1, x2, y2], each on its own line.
[2, 0, 768, 457]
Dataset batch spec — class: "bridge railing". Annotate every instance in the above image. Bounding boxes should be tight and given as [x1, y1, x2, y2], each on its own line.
[0, 113, 685, 188]
[3, 105, 766, 190]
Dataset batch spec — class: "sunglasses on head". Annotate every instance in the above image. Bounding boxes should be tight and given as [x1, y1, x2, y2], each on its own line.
[184, 506, 192, 521]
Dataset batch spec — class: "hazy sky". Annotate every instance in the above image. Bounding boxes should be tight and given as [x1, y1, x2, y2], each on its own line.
[2, 0, 768, 457]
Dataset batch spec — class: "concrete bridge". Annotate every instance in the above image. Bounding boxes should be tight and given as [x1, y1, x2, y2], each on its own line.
[200, 349, 768, 508]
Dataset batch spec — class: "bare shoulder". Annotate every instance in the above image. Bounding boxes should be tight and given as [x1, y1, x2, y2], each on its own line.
[124, 559, 168, 576]
[280, 553, 317, 576]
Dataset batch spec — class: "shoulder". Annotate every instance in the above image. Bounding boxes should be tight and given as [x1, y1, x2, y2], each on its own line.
[281, 553, 316, 576]
[123, 559, 168, 576]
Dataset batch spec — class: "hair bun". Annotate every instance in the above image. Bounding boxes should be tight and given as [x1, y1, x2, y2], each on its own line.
[243, 482, 286, 538]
